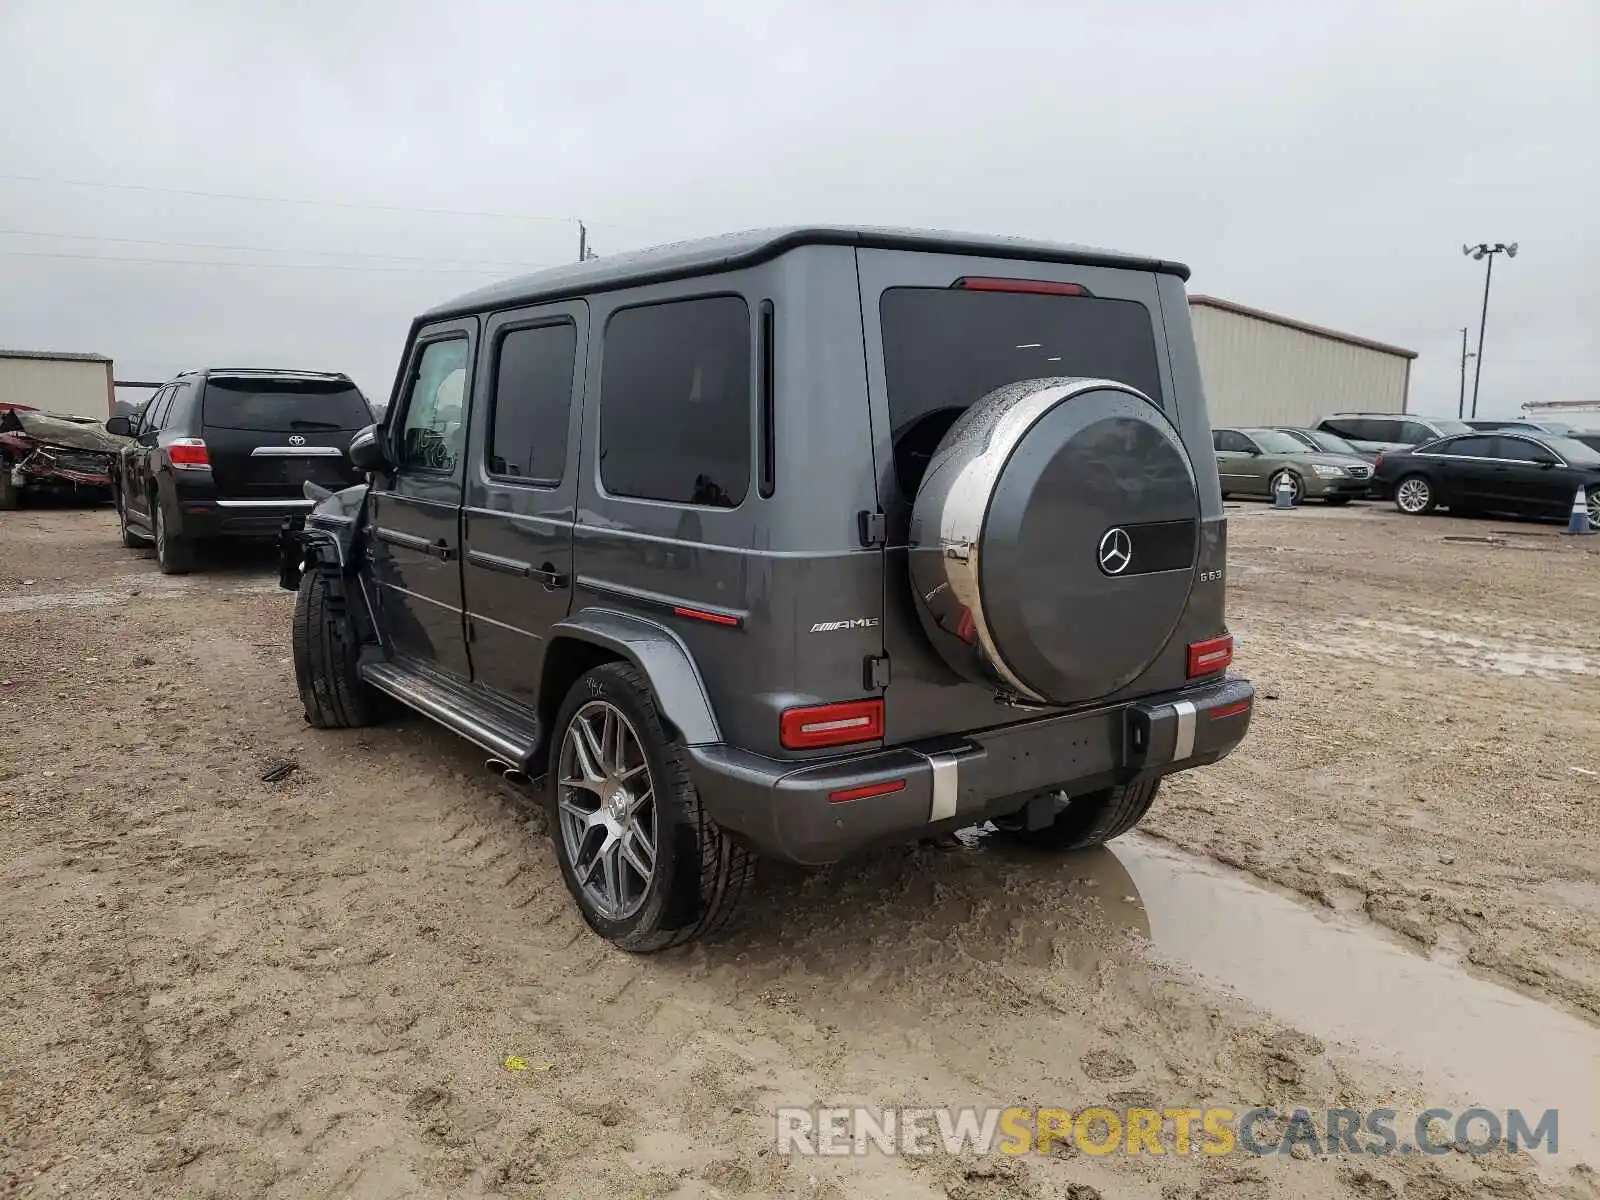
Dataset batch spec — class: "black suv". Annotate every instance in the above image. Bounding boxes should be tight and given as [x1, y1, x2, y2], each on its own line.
[105, 369, 373, 573]
[280, 227, 1254, 951]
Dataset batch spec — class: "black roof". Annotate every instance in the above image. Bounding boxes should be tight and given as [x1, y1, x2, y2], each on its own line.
[422, 225, 1191, 320]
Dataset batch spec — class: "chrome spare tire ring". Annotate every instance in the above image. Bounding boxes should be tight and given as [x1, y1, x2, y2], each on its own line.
[556, 699, 657, 921]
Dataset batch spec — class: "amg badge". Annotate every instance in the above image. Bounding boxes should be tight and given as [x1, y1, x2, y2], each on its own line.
[810, 617, 880, 633]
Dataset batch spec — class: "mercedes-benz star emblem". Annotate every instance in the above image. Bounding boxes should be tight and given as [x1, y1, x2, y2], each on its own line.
[1098, 527, 1133, 576]
[288, 435, 306, 446]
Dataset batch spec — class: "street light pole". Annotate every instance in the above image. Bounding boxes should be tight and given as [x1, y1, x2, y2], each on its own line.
[1457, 326, 1474, 420]
[1462, 241, 1518, 419]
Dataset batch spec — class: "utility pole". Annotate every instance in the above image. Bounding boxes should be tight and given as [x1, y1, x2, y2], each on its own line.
[1457, 327, 1475, 419]
[577, 221, 588, 263]
[1461, 241, 1518, 419]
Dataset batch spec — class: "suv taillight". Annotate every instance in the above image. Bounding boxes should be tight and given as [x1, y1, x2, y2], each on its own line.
[1187, 635, 1233, 678]
[1373, 453, 1383, 470]
[168, 438, 210, 470]
[780, 699, 884, 750]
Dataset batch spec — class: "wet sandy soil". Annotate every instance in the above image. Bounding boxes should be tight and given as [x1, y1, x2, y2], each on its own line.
[2, 504, 1597, 1199]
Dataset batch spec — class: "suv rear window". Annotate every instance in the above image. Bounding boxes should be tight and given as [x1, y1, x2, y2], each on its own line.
[201, 378, 372, 432]
[880, 287, 1164, 496]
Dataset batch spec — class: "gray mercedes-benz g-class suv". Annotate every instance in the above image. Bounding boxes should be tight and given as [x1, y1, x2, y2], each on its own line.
[280, 226, 1253, 951]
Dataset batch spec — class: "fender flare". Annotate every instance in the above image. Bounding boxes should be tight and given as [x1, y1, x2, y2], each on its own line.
[546, 608, 722, 745]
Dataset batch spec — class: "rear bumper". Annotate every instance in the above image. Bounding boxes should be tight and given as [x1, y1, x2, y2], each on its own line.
[688, 675, 1254, 866]
[171, 497, 316, 538]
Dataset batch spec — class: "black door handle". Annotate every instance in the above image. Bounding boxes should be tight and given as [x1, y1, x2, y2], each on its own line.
[536, 562, 568, 590]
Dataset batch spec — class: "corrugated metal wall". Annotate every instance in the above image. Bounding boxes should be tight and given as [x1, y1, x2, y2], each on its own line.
[0, 358, 112, 420]
[1190, 303, 1410, 427]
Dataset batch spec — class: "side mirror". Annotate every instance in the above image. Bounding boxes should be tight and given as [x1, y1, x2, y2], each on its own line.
[348, 423, 387, 473]
[1531, 454, 1558, 468]
[105, 416, 133, 437]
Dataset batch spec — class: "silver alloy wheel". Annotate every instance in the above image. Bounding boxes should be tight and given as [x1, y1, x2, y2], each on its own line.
[1588, 490, 1600, 526]
[557, 699, 656, 921]
[1396, 477, 1431, 514]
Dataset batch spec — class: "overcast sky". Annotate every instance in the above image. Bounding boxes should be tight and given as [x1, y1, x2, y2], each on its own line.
[1, 0, 1594, 419]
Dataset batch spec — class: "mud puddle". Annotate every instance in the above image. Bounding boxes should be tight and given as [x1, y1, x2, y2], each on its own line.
[1109, 835, 1600, 1168]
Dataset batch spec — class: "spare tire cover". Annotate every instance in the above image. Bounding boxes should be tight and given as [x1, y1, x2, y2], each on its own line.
[908, 377, 1199, 705]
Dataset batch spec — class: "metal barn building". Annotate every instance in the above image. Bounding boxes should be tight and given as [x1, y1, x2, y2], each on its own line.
[0, 349, 115, 421]
[1189, 296, 1415, 427]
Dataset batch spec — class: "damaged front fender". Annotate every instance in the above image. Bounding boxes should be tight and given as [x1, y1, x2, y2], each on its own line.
[278, 479, 370, 591]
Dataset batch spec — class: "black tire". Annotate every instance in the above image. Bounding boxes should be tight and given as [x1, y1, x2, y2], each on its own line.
[292, 567, 385, 729]
[997, 778, 1161, 851]
[1393, 473, 1437, 516]
[548, 662, 755, 952]
[1322, 495, 1352, 507]
[0, 469, 19, 511]
[152, 494, 196, 574]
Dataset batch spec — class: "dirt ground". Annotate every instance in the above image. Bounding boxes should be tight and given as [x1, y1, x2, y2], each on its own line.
[2, 502, 1597, 1200]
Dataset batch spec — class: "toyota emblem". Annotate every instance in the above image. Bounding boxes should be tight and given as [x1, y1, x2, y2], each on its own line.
[1097, 527, 1133, 576]
[287, 435, 306, 446]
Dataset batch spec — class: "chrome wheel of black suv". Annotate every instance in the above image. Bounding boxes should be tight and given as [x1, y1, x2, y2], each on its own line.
[549, 664, 755, 952]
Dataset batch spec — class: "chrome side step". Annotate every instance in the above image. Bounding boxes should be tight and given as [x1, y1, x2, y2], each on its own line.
[361, 659, 540, 768]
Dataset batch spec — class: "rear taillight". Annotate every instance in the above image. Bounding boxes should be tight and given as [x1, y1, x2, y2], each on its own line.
[168, 438, 210, 469]
[780, 699, 885, 750]
[951, 276, 1088, 296]
[1373, 453, 1383, 470]
[1187, 634, 1234, 678]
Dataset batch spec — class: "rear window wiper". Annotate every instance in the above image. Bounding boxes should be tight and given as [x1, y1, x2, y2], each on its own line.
[286, 419, 344, 430]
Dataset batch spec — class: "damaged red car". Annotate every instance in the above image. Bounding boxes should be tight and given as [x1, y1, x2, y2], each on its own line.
[0, 405, 130, 509]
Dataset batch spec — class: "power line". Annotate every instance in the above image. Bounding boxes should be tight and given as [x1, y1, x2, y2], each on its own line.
[0, 171, 578, 224]
[0, 227, 551, 270]
[0, 248, 544, 275]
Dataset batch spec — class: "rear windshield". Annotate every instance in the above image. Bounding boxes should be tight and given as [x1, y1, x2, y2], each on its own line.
[202, 378, 372, 432]
[880, 287, 1163, 496]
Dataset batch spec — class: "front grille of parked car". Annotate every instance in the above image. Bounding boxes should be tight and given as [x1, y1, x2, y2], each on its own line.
[1346, 465, 1372, 479]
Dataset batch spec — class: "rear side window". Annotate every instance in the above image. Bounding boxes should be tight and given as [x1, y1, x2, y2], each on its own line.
[487, 321, 577, 485]
[142, 386, 175, 432]
[1215, 430, 1255, 453]
[600, 296, 751, 508]
[879, 287, 1163, 496]
[202, 378, 372, 432]
[1437, 436, 1493, 457]
[1399, 421, 1438, 444]
[1488, 436, 1544, 462]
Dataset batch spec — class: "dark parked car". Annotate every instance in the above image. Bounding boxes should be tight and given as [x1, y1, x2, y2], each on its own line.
[105, 369, 373, 573]
[280, 226, 1254, 951]
[1571, 432, 1600, 455]
[1375, 431, 1600, 522]
[1213, 427, 1373, 504]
